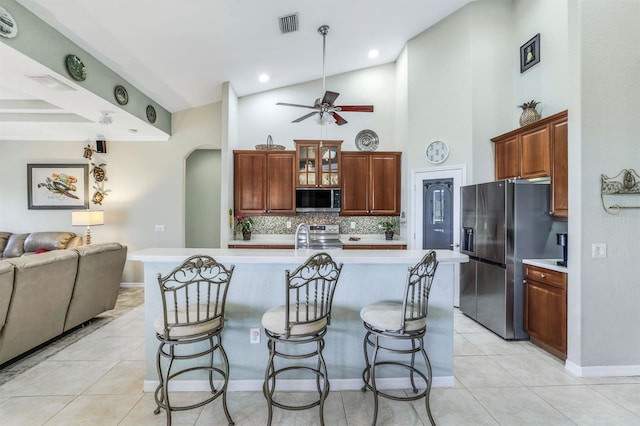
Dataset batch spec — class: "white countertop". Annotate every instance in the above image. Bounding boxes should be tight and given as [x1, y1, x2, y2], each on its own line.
[227, 233, 408, 246]
[128, 248, 467, 265]
[523, 258, 568, 274]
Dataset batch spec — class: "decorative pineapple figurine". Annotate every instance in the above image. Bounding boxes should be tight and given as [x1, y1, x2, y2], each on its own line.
[518, 100, 541, 126]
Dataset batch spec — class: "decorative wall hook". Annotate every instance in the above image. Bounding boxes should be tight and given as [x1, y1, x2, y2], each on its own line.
[600, 169, 640, 214]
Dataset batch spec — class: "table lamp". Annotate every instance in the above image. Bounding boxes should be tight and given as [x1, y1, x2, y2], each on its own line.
[71, 210, 104, 245]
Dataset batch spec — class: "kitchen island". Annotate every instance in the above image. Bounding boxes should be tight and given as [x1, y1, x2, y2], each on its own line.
[128, 248, 467, 392]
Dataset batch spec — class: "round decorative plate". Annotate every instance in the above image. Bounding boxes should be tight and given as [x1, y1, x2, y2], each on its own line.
[65, 54, 87, 81]
[146, 105, 156, 123]
[114, 85, 128, 105]
[0, 7, 18, 39]
[425, 140, 449, 164]
[355, 129, 379, 151]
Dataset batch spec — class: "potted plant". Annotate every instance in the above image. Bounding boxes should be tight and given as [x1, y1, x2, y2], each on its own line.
[236, 214, 254, 240]
[379, 219, 397, 240]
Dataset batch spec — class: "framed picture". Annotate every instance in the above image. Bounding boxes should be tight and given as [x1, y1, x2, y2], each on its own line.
[520, 33, 540, 73]
[27, 163, 89, 210]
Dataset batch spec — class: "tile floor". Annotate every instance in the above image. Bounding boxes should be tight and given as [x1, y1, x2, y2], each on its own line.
[1, 301, 640, 425]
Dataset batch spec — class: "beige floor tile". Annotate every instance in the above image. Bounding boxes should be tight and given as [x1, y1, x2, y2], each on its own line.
[453, 333, 484, 356]
[44, 394, 143, 425]
[52, 335, 144, 361]
[341, 389, 424, 426]
[0, 395, 73, 425]
[470, 386, 574, 425]
[531, 385, 640, 425]
[461, 332, 533, 356]
[453, 314, 488, 333]
[83, 360, 146, 395]
[199, 391, 268, 425]
[590, 383, 640, 416]
[0, 360, 117, 397]
[120, 392, 204, 426]
[454, 356, 523, 388]
[416, 387, 498, 425]
[487, 354, 583, 386]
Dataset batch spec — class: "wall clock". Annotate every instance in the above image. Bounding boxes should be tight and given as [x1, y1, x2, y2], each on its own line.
[425, 140, 449, 164]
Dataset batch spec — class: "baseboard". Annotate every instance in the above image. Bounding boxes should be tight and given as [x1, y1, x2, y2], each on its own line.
[143, 376, 455, 393]
[120, 282, 143, 288]
[565, 360, 640, 377]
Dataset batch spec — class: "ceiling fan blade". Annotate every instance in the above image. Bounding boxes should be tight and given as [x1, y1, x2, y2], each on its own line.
[292, 111, 320, 123]
[336, 105, 375, 112]
[331, 112, 348, 126]
[321, 91, 340, 106]
[276, 102, 318, 109]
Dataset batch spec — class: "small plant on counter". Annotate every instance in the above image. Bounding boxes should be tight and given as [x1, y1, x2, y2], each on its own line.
[379, 219, 398, 240]
[235, 214, 254, 233]
[378, 219, 397, 232]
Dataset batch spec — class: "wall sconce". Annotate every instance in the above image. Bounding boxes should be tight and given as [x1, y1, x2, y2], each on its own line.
[71, 210, 104, 245]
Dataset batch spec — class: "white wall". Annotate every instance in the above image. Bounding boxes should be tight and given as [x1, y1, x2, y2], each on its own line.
[565, 0, 640, 372]
[0, 101, 222, 282]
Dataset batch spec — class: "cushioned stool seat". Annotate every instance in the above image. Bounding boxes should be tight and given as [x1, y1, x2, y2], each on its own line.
[262, 252, 343, 426]
[360, 251, 438, 426]
[154, 255, 235, 426]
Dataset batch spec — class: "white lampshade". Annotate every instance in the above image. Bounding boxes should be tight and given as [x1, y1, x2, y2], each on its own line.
[71, 210, 104, 226]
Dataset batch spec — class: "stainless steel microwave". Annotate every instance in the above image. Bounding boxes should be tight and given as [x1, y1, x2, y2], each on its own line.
[295, 188, 341, 213]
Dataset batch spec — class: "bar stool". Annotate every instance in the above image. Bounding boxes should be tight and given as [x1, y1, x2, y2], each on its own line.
[261, 252, 343, 426]
[360, 250, 438, 426]
[154, 255, 235, 426]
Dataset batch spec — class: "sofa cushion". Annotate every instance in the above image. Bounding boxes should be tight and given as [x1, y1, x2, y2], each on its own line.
[2, 233, 28, 258]
[0, 261, 14, 332]
[24, 232, 77, 253]
[0, 232, 10, 254]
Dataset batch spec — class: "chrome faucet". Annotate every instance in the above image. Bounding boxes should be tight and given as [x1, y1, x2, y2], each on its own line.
[294, 223, 310, 250]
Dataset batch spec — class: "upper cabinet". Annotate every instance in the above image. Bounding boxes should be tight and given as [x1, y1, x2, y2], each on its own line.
[233, 150, 296, 216]
[492, 110, 568, 218]
[341, 152, 401, 216]
[294, 140, 342, 188]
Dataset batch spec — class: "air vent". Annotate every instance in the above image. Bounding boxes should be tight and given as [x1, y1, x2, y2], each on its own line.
[26, 75, 76, 91]
[278, 13, 298, 34]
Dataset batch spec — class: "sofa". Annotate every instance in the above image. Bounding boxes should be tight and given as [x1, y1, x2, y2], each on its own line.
[0, 231, 83, 259]
[0, 239, 127, 366]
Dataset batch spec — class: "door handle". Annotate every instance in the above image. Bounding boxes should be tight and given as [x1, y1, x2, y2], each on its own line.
[450, 243, 460, 247]
[540, 273, 546, 278]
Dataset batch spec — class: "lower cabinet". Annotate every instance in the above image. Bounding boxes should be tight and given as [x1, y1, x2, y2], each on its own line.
[524, 264, 567, 359]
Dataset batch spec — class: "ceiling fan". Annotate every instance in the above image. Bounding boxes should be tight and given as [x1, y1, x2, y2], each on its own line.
[277, 25, 374, 126]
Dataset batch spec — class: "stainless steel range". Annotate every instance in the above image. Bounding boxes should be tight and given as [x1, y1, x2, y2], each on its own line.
[306, 224, 343, 250]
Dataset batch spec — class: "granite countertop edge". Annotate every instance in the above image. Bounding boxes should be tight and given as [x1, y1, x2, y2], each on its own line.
[522, 258, 568, 274]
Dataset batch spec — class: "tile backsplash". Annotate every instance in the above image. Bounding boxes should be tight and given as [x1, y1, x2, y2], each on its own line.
[235, 214, 399, 236]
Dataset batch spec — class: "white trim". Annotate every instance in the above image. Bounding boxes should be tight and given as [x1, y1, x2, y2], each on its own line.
[410, 164, 467, 306]
[143, 376, 455, 393]
[565, 360, 640, 378]
[120, 282, 143, 288]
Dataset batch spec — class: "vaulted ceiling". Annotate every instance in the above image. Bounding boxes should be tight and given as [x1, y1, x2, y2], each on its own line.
[1, 0, 473, 141]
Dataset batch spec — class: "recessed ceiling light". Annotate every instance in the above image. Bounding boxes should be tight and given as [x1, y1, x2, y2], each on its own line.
[368, 49, 379, 59]
[259, 73, 270, 83]
[128, 128, 138, 133]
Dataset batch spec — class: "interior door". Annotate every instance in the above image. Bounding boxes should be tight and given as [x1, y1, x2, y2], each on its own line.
[412, 165, 466, 306]
[422, 179, 453, 249]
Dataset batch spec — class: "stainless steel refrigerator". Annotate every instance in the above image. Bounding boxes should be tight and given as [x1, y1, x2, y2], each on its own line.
[459, 180, 560, 339]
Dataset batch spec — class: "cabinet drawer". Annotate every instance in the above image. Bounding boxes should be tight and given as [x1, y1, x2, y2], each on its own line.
[524, 264, 566, 289]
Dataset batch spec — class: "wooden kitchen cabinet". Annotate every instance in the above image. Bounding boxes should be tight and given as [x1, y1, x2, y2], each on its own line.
[341, 152, 401, 216]
[524, 264, 567, 359]
[294, 140, 342, 188]
[233, 150, 296, 216]
[492, 110, 568, 218]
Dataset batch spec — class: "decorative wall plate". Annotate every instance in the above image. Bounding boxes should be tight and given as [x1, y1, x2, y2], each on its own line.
[0, 7, 18, 39]
[146, 105, 156, 123]
[426, 140, 449, 164]
[355, 129, 379, 151]
[65, 54, 87, 81]
[114, 85, 128, 105]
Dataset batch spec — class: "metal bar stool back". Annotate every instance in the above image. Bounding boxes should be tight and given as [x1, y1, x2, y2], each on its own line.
[360, 250, 438, 425]
[154, 255, 235, 425]
[262, 252, 343, 425]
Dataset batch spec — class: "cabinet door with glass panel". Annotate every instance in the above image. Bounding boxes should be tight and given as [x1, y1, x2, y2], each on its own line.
[294, 140, 342, 187]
